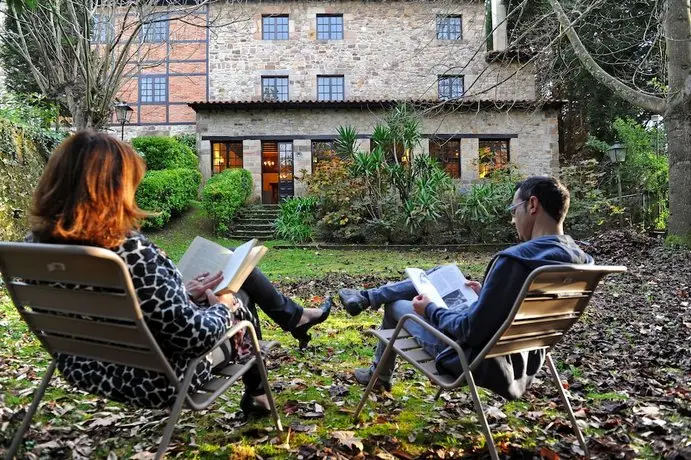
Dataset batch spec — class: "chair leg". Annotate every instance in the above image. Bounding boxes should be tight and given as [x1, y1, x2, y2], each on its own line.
[155, 371, 196, 460]
[434, 388, 443, 401]
[465, 370, 499, 460]
[5, 359, 57, 460]
[545, 353, 590, 458]
[254, 352, 283, 433]
[353, 338, 396, 420]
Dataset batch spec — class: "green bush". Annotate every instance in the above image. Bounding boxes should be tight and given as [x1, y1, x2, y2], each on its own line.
[275, 197, 318, 243]
[0, 117, 64, 241]
[131, 136, 197, 171]
[136, 168, 201, 229]
[201, 168, 253, 234]
[173, 133, 197, 152]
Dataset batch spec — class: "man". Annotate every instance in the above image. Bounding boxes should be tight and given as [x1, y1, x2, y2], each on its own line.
[339, 176, 593, 399]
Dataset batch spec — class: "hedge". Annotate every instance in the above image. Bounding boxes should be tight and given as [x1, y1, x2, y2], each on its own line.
[201, 168, 253, 234]
[131, 136, 198, 171]
[136, 168, 202, 229]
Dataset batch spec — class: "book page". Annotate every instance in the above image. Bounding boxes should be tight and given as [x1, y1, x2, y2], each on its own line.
[223, 245, 268, 294]
[426, 264, 479, 309]
[178, 236, 233, 288]
[405, 268, 448, 308]
[217, 239, 257, 293]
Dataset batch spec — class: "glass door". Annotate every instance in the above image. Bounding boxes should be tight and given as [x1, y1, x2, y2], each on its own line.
[278, 141, 294, 201]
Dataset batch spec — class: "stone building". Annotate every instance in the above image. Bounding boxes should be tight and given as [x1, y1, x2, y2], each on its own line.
[115, 0, 560, 204]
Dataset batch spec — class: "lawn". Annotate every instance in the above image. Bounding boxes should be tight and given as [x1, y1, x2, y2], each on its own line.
[0, 209, 689, 459]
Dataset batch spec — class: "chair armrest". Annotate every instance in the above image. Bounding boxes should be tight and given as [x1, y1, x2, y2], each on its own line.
[190, 320, 259, 362]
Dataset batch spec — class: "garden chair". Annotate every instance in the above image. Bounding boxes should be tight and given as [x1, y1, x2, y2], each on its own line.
[353, 264, 627, 460]
[0, 242, 283, 460]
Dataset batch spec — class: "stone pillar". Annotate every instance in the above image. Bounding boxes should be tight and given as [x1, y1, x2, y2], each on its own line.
[415, 138, 430, 158]
[358, 138, 371, 153]
[293, 139, 312, 197]
[461, 138, 479, 183]
[243, 139, 262, 202]
[199, 140, 212, 182]
[491, 0, 508, 51]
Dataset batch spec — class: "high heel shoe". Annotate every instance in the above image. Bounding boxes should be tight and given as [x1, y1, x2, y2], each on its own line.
[240, 391, 271, 418]
[291, 297, 333, 350]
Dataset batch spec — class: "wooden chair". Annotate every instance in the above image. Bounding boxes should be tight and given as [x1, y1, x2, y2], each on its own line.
[353, 264, 626, 460]
[0, 242, 283, 460]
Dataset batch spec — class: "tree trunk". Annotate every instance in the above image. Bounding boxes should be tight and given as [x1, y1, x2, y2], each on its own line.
[664, 0, 691, 240]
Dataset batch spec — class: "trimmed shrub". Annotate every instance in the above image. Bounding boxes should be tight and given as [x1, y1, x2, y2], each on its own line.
[136, 168, 202, 229]
[131, 136, 198, 171]
[275, 197, 318, 243]
[173, 133, 197, 152]
[202, 168, 253, 234]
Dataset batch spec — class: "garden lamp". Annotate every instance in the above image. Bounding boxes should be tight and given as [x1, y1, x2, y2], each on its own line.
[113, 102, 133, 141]
[606, 143, 627, 163]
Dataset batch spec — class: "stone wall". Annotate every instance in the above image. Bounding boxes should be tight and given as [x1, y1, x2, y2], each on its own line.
[208, 1, 536, 102]
[197, 105, 559, 200]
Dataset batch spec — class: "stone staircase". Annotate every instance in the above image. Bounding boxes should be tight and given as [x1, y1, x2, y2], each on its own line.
[228, 204, 280, 241]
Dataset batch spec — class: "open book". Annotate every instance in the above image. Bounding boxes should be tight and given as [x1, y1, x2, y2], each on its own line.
[405, 264, 479, 309]
[177, 237, 268, 295]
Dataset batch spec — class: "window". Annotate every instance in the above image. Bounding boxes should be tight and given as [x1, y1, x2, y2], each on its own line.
[478, 139, 510, 178]
[429, 138, 461, 178]
[212, 142, 243, 174]
[262, 76, 289, 101]
[311, 140, 336, 169]
[140, 76, 167, 103]
[263, 15, 289, 40]
[317, 14, 343, 40]
[92, 14, 114, 44]
[142, 14, 168, 43]
[436, 15, 462, 40]
[317, 75, 344, 101]
[438, 75, 464, 100]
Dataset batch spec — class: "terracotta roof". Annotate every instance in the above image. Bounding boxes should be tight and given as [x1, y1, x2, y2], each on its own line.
[188, 99, 566, 111]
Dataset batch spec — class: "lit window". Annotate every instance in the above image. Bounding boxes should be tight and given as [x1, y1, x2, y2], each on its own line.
[429, 138, 461, 178]
[478, 139, 510, 177]
[212, 142, 243, 174]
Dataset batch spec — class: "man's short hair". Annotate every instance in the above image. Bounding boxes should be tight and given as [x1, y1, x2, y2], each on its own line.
[515, 176, 570, 223]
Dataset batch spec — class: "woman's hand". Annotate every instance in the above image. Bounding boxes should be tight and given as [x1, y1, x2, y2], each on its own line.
[186, 271, 223, 303]
[412, 294, 432, 316]
[465, 280, 482, 295]
[205, 289, 239, 312]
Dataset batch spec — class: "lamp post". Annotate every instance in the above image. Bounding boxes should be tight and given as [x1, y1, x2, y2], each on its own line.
[650, 114, 663, 156]
[113, 102, 133, 141]
[606, 143, 627, 202]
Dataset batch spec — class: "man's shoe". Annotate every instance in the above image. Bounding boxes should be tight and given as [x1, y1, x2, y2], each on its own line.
[339, 288, 370, 316]
[353, 366, 392, 392]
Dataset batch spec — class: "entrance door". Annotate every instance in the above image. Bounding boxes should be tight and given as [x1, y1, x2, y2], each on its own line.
[278, 142, 294, 201]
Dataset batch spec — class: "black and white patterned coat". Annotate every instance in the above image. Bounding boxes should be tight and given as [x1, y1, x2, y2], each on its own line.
[27, 232, 257, 408]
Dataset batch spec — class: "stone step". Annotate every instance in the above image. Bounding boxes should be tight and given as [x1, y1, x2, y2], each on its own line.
[235, 223, 276, 231]
[235, 217, 277, 224]
[229, 232, 276, 240]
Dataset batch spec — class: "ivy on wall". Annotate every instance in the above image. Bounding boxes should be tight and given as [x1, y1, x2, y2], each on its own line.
[0, 118, 63, 241]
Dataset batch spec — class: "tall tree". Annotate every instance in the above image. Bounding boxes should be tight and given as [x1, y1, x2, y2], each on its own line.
[543, 0, 690, 242]
[0, 0, 249, 130]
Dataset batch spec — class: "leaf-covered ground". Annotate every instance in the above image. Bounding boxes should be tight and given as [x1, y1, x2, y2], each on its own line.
[1, 212, 689, 458]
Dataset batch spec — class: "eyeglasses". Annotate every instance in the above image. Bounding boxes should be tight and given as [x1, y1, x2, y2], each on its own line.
[507, 200, 526, 216]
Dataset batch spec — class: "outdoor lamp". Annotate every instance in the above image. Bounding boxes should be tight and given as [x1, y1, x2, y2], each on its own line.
[113, 102, 133, 140]
[606, 143, 627, 163]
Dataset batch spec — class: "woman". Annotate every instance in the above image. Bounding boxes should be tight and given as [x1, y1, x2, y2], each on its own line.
[27, 130, 329, 415]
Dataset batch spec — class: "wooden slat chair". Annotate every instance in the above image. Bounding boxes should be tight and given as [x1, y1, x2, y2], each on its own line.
[0, 242, 283, 460]
[354, 264, 626, 460]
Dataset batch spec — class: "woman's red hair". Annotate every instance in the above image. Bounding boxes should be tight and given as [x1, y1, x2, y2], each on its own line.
[31, 130, 149, 248]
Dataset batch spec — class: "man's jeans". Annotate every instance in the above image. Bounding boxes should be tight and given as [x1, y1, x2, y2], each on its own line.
[366, 266, 440, 307]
